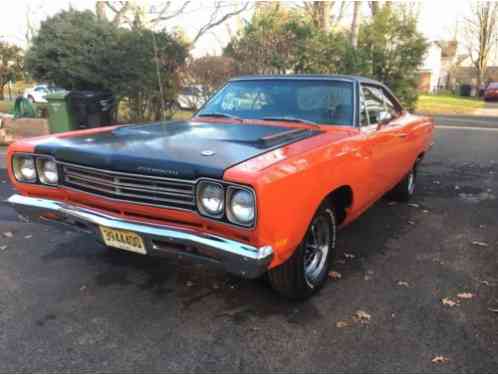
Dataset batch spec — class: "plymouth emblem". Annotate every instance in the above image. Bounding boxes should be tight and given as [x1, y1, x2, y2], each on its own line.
[201, 150, 216, 156]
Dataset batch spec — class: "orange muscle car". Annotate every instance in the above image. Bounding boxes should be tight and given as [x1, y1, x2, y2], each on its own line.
[5, 75, 434, 299]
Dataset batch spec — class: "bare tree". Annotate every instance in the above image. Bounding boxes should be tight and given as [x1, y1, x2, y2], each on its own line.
[303, 1, 348, 31]
[97, 1, 250, 46]
[463, 1, 498, 88]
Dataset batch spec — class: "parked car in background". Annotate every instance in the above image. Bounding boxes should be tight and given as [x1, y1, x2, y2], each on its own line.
[23, 84, 64, 103]
[484, 82, 498, 101]
[6, 75, 434, 299]
[176, 85, 208, 110]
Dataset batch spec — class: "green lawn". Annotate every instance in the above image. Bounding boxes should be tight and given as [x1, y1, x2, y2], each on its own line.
[416, 94, 485, 115]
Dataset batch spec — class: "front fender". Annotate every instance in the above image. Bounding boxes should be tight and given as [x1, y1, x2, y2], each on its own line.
[225, 133, 371, 268]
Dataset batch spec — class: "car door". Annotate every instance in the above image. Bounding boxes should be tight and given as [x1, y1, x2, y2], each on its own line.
[360, 84, 402, 199]
[378, 87, 415, 182]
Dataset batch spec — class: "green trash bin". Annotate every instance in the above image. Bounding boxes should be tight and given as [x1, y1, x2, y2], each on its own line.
[46, 91, 74, 134]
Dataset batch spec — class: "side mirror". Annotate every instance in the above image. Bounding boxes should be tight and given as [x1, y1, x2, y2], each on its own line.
[376, 111, 392, 129]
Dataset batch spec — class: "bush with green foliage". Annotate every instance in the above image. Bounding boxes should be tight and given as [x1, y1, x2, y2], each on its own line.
[225, 5, 427, 110]
[354, 6, 428, 109]
[25, 9, 188, 121]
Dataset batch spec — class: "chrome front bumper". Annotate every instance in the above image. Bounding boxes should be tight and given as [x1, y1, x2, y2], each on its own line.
[6, 194, 273, 278]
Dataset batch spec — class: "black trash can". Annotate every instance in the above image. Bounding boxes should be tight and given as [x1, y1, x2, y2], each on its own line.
[69, 91, 116, 129]
[459, 84, 472, 97]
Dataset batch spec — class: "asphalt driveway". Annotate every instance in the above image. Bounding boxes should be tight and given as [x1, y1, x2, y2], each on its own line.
[0, 124, 497, 372]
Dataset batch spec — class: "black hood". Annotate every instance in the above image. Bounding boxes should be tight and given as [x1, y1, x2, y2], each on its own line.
[34, 121, 320, 180]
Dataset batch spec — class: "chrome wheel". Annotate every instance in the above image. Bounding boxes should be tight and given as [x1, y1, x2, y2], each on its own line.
[304, 213, 332, 286]
[407, 170, 415, 195]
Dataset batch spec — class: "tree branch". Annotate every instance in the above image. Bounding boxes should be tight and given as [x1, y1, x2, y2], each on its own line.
[191, 1, 250, 44]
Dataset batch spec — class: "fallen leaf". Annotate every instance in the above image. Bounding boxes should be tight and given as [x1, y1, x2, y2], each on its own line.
[364, 275, 371, 281]
[408, 203, 420, 208]
[0, 245, 7, 251]
[80, 285, 87, 291]
[186, 281, 194, 287]
[433, 180, 441, 185]
[454, 185, 460, 190]
[432, 356, 449, 364]
[408, 220, 415, 225]
[344, 252, 356, 259]
[24, 235, 33, 239]
[387, 201, 397, 206]
[472, 241, 488, 247]
[354, 310, 371, 322]
[397, 281, 410, 287]
[488, 308, 498, 313]
[328, 271, 342, 280]
[441, 297, 458, 307]
[422, 209, 430, 213]
[336, 320, 349, 328]
[3, 232, 13, 238]
[480, 280, 490, 286]
[457, 292, 474, 299]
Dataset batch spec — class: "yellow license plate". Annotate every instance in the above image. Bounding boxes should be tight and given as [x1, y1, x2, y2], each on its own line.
[100, 226, 146, 255]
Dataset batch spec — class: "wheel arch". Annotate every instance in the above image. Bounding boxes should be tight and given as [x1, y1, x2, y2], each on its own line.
[321, 185, 353, 226]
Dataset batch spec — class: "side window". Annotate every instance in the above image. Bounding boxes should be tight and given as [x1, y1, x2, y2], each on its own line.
[362, 85, 385, 125]
[381, 90, 400, 118]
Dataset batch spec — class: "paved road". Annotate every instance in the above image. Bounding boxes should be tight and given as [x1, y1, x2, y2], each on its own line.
[1, 125, 498, 372]
[431, 115, 498, 128]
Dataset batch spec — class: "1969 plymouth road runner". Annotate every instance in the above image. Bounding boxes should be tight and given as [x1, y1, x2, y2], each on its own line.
[5, 75, 434, 299]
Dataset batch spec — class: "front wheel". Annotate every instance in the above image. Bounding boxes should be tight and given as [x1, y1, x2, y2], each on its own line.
[268, 206, 336, 299]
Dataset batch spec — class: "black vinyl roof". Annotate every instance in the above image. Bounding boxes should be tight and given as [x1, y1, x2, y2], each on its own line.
[230, 74, 384, 86]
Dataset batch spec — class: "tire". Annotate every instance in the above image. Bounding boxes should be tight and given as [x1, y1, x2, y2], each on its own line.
[389, 165, 417, 202]
[268, 205, 336, 299]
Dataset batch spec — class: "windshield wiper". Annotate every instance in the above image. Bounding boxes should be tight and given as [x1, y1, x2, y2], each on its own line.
[262, 116, 319, 127]
[197, 112, 242, 121]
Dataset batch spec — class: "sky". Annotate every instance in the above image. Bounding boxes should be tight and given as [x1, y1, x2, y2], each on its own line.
[0, 0, 474, 57]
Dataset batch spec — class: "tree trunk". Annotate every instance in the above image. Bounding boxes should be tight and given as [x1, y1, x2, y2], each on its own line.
[351, 2, 361, 48]
[0, 82, 5, 101]
[369, 1, 379, 16]
[312, 1, 332, 31]
[96, 2, 107, 20]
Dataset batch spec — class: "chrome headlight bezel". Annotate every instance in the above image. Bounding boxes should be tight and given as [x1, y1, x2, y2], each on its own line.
[12, 154, 37, 183]
[196, 180, 225, 218]
[36, 156, 59, 186]
[226, 186, 256, 227]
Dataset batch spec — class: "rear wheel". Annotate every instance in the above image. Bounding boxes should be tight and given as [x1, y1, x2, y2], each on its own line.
[268, 206, 336, 299]
[389, 165, 417, 202]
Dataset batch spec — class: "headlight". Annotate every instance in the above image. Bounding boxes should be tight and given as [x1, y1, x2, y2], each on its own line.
[12, 155, 37, 182]
[227, 188, 255, 226]
[197, 181, 225, 217]
[36, 157, 58, 185]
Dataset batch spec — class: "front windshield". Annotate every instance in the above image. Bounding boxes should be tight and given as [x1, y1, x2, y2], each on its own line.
[197, 79, 355, 126]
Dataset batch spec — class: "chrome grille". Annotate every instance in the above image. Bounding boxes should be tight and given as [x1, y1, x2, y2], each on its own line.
[60, 163, 195, 210]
